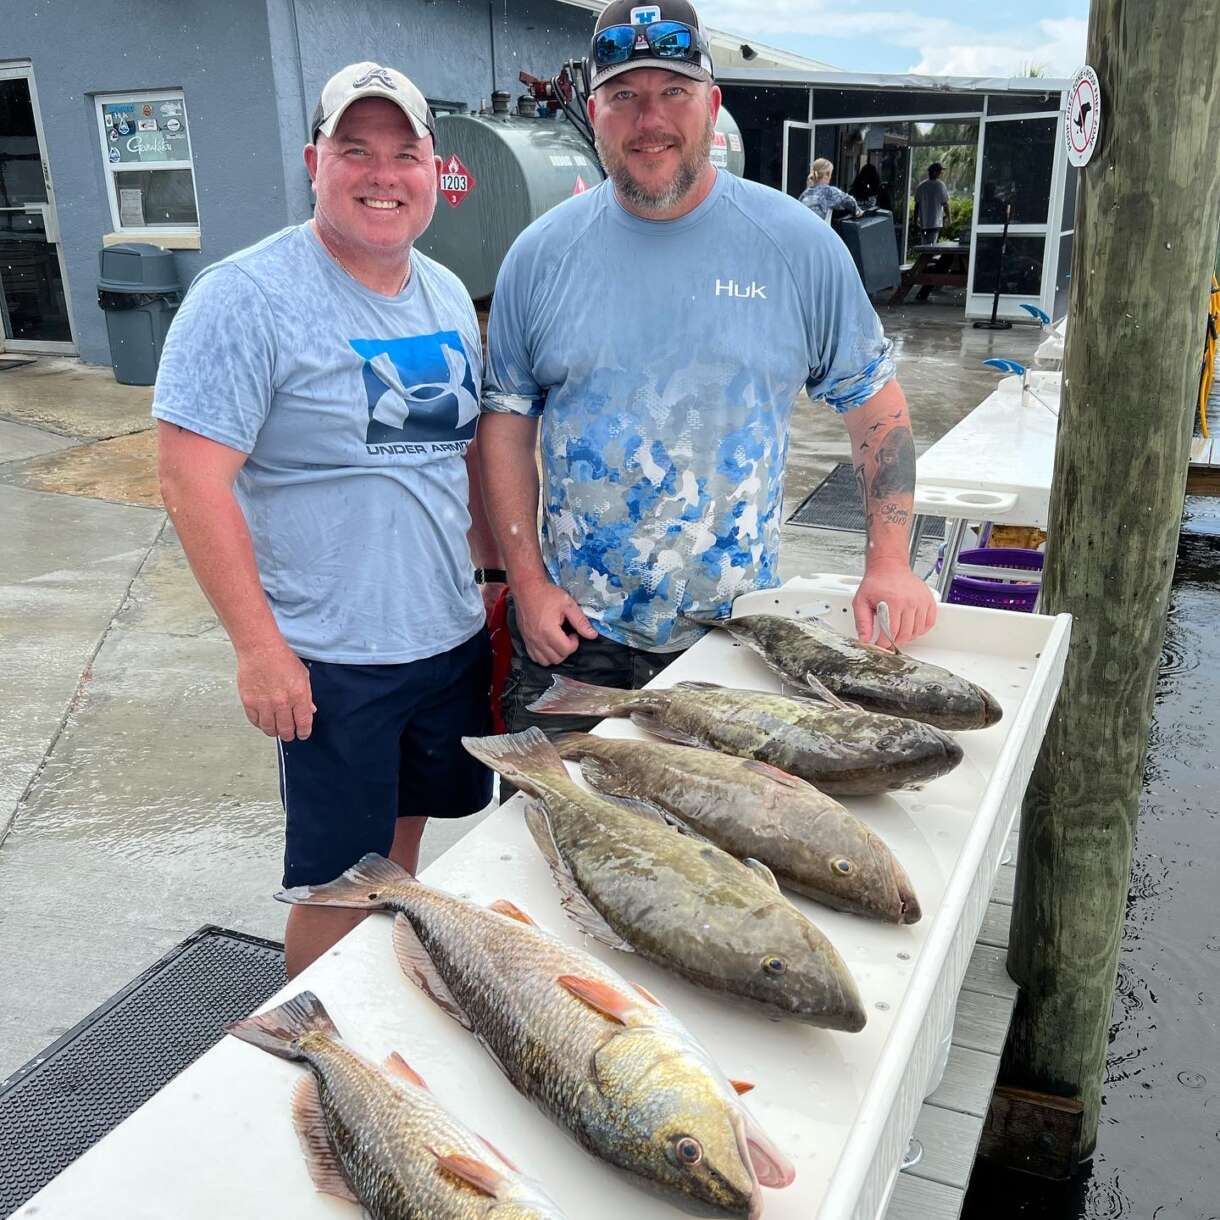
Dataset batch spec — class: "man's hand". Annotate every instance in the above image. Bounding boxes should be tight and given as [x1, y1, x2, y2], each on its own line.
[513, 576, 598, 665]
[853, 559, 937, 648]
[236, 643, 316, 741]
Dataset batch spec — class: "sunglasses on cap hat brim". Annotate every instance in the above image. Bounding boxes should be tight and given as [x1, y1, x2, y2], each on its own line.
[591, 19, 711, 74]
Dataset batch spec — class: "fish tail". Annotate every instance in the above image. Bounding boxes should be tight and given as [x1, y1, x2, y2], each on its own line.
[226, 990, 338, 1061]
[276, 853, 416, 909]
[524, 676, 642, 718]
[462, 728, 571, 794]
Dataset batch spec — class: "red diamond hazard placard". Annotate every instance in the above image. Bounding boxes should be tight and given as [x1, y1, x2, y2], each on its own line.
[572, 175, 589, 195]
[439, 154, 475, 208]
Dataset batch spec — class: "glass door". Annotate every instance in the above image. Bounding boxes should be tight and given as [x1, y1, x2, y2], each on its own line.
[0, 65, 73, 352]
[782, 120, 813, 199]
[965, 106, 1061, 321]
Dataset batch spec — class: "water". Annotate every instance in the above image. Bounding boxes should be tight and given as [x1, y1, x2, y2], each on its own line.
[963, 499, 1220, 1219]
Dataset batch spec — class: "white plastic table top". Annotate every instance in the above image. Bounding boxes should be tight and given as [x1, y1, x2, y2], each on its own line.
[17, 576, 1070, 1220]
[914, 372, 1062, 529]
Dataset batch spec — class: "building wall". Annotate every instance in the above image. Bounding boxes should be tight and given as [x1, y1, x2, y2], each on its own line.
[5, 1, 292, 364]
[5, 0, 596, 364]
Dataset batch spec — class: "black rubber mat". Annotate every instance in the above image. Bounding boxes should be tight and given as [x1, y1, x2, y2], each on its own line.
[0, 926, 285, 1216]
[786, 461, 945, 538]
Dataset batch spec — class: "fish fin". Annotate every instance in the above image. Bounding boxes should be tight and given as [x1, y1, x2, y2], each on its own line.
[597, 792, 669, 825]
[558, 974, 649, 1025]
[524, 801, 635, 952]
[275, 852, 413, 909]
[741, 759, 808, 789]
[525, 676, 638, 718]
[743, 1115, 796, 1189]
[676, 610, 726, 627]
[801, 673, 853, 710]
[655, 808, 715, 845]
[391, 915, 473, 1030]
[730, 1079, 756, 1096]
[632, 981, 664, 1007]
[478, 1135, 520, 1172]
[488, 897, 537, 926]
[672, 680, 726, 691]
[291, 1075, 360, 1203]
[743, 857, 782, 891]
[868, 601, 904, 655]
[628, 711, 703, 747]
[226, 990, 337, 1061]
[429, 1149, 508, 1198]
[383, 1051, 428, 1089]
[461, 728, 567, 793]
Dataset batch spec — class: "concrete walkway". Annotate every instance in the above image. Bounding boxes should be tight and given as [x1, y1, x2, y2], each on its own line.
[0, 305, 1044, 1078]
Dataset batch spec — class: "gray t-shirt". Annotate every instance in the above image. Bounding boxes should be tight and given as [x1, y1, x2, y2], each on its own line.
[914, 178, 950, 229]
[483, 170, 894, 652]
[153, 223, 485, 664]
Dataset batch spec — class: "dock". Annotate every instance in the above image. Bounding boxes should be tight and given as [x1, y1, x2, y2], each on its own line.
[886, 826, 1018, 1219]
[1187, 355, 1220, 496]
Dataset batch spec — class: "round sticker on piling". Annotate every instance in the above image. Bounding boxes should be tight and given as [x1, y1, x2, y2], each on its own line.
[1065, 66, 1101, 167]
[439, 153, 475, 208]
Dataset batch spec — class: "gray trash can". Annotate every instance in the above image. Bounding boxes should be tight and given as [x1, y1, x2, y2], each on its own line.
[97, 244, 182, 385]
[836, 210, 900, 295]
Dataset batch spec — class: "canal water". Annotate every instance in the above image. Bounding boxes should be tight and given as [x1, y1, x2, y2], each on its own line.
[963, 498, 1220, 1219]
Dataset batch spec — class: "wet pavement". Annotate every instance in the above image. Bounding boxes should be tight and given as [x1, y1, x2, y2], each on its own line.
[0, 297, 1044, 1078]
[962, 499, 1220, 1220]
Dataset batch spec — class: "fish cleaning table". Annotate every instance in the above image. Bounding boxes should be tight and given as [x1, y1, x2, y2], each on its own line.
[16, 576, 1070, 1220]
[912, 372, 1061, 594]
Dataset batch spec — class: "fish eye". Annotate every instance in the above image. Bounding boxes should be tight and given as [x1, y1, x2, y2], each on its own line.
[831, 858, 854, 876]
[762, 955, 787, 976]
[672, 1135, 704, 1166]
[367, 891, 380, 900]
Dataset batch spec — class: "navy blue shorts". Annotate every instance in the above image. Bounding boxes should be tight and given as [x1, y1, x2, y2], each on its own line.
[278, 630, 492, 887]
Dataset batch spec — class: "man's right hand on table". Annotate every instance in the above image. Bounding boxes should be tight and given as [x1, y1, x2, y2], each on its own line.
[236, 642, 316, 741]
[513, 575, 598, 666]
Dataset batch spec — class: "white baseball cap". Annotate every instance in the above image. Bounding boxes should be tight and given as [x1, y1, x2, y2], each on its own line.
[311, 62, 435, 141]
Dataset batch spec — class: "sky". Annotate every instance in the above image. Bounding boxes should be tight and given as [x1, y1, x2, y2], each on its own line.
[697, 1, 1090, 78]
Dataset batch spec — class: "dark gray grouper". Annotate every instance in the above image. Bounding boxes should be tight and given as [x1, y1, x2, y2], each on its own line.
[555, 732, 921, 924]
[528, 678, 963, 797]
[704, 613, 1002, 731]
[463, 728, 867, 1033]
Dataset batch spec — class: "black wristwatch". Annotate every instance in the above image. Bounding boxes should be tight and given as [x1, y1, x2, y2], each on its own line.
[473, 568, 508, 585]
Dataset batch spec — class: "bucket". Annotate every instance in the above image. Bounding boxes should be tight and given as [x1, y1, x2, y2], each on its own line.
[946, 547, 1043, 612]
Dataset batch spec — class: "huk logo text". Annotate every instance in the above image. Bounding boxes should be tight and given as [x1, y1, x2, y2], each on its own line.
[714, 278, 767, 299]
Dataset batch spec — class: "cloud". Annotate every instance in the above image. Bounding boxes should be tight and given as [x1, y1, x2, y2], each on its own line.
[698, 2, 1088, 79]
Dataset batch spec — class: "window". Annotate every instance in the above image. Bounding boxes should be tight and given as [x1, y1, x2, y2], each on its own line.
[96, 90, 199, 234]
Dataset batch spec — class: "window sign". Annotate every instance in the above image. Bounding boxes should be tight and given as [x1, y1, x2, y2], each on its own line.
[96, 90, 199, 233]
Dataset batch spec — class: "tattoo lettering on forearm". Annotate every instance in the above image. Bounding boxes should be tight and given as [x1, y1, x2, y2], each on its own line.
[881, 503, 910, 526]
[870, 427, 916, 500]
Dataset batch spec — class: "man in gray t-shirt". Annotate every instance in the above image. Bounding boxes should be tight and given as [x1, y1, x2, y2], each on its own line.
[914, 163, 951, 244]
[153, 63, 501, 976]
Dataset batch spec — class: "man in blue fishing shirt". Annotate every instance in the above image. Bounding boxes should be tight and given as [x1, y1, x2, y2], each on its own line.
[479, 0, 936, 738]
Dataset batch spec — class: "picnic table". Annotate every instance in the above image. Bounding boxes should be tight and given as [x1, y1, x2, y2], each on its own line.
[889, 243, 970, 306]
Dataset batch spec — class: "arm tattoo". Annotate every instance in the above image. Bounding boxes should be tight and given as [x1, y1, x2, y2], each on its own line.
[855, 425, 914, 539]
[870, 427, 916, 499]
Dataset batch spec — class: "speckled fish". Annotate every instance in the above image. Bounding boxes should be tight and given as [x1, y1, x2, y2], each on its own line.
[555, 732, 920, 924]
[700, 613, 1002, 731]
[277, 857, 794, 1217]
[528, 677, 963, 796]
[462, 729, 866, 1033]
[227, 990, 565, 1220]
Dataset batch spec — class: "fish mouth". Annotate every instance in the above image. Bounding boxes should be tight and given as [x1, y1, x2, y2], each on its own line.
[979, 687, 1004, 727]
[898, 883, 922, 924]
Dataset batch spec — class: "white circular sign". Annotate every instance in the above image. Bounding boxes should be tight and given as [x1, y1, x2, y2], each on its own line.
[1065, 66, 1101, 167]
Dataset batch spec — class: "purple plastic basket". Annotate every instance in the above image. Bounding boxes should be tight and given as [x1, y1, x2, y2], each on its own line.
[947, 547, 1044, 612]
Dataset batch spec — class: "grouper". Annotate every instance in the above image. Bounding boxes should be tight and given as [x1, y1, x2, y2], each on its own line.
[276, 856, 794, 1217]
[462, 728, 867, 1033]
[700, 612, 1002, 731]
[555, 732, 921, 924]
[527, 677, 963, 796]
